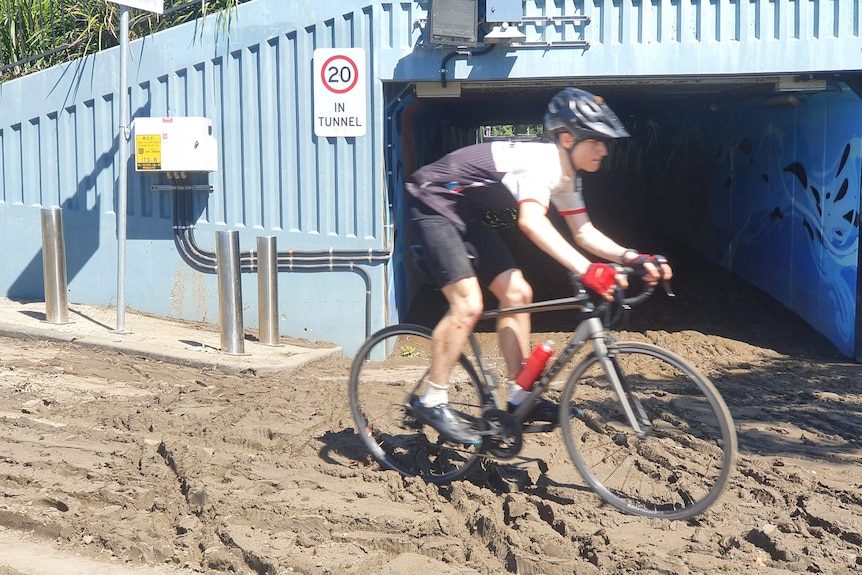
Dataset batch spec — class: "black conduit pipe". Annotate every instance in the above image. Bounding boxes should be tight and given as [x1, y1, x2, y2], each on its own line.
[440, 44, 495, 88]
[172, 192, 391, 339]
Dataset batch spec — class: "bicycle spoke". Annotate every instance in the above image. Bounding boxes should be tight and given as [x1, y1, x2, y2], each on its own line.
[561, 342, 736, 519]
[349, 325, 485, 484]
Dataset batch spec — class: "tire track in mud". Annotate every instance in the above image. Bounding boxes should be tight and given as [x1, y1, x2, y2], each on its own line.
[151, 370, 301, 575]
[0, 343, 243, 571]
[444, 480, 595, 575]
[731, 454, 862, 570]
[149, 363, 417, 575]
[2, 327, 862, 574]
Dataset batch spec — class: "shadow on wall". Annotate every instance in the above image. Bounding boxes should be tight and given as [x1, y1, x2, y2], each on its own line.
[6, 118, 181, 302]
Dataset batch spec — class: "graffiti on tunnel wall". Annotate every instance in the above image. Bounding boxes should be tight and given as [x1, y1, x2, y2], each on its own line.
[701, 89, 861, 356]
[624, 87, 861, 356]
[778, 141, 859, 351]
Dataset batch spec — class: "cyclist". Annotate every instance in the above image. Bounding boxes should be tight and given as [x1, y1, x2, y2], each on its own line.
[405, 87, 673, 444]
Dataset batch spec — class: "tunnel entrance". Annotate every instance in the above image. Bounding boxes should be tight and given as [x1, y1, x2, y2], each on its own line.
[386, 77, 861, 358]
[387, 78, 771, 319]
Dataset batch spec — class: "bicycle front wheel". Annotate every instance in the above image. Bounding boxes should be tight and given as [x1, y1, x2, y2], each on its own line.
[560, 341, 736, 520]
[348, 324, 485, 484]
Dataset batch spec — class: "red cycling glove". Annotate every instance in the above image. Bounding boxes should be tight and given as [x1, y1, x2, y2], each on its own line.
[581, 263, 618, 294]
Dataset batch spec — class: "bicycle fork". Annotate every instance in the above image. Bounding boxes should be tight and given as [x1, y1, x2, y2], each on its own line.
[586, 317, 652, 438]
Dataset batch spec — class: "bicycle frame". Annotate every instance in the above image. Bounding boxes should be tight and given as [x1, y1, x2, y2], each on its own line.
[470, 294, 650, 437]
[349, 263, 734, 518]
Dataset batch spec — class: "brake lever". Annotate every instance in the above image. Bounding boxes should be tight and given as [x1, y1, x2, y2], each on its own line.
[614, 284, 631, 310]
[663, 280, 676, 298]
[653, 255, 676, 298]
[569, 273, 597, 312]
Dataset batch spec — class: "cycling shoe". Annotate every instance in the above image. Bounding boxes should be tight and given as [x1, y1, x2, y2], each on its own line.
[409, 398, 482, 445]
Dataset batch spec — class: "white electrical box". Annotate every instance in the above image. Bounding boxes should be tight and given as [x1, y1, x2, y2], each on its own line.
[131, 116, 218, 172]
[486, 0, 523, 23]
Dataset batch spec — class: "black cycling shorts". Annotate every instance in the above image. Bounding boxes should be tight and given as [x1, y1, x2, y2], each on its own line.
[406, 192, 517, 288]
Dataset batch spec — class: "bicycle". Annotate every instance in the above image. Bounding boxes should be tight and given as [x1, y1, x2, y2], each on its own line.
[348, 265, 737, 520]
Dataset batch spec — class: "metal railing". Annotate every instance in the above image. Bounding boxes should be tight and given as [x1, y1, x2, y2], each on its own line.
[0, 0, 247, 80]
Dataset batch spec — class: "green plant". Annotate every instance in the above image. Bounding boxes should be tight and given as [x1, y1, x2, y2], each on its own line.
[1, 0, 63, 75]
[399, 345, 419, 358]
[496, 124, 542, 136]
[1, 0, 247, 82]
[66, 0, 119, 55]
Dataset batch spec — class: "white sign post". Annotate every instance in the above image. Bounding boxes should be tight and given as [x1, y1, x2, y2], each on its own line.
[313, 48, 367, 137]
[106, 0, 163, 334]
[107, 0, 164, 13]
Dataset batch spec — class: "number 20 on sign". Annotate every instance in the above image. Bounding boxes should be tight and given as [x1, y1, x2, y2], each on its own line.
[313, 48, 367, 137]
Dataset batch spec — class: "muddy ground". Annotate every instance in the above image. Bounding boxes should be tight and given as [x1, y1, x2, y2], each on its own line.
[0, 253, 861, 575]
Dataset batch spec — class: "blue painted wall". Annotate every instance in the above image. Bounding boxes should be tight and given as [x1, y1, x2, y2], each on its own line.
[706, 89, 861, 357]
[0, 1, 397, 357]
[626, 87, 862, 357]
[1, 0, 860, 357]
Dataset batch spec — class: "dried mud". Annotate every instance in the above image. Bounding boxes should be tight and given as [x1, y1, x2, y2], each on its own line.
[1, 258, 861, 574]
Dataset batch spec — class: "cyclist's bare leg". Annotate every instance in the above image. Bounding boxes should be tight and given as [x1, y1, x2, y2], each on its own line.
[488, 268, 533, 378]
[409, 277, 485, 446]
[428, 276, 485, 390]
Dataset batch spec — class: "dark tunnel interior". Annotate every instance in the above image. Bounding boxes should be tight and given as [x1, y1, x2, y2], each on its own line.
[388, 76, 855, 360]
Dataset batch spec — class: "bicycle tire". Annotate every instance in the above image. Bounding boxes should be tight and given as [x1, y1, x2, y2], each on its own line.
[559, 341, 736, 519]
[349, 324, 486, 484]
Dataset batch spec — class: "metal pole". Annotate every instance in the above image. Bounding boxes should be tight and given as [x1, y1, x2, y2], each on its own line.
[216, 230, 246, 355]
[40, 207, 70, 324]
[115, 4, 130, 333]
[257, 236, 281, 346]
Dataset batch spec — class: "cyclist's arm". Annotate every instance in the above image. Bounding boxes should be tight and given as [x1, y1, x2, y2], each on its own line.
[517, 201, 599, 274]
[561, 211, 629, 263]
[563, 210, 673, 283]
[545, 179, 629, 264]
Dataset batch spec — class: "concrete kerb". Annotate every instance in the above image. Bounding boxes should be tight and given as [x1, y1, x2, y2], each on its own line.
[0, 322, 343, 375]
[0, 298, 343, 376]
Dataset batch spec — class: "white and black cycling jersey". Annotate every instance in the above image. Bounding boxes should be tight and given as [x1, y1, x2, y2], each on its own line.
[407, 141, 586, 231]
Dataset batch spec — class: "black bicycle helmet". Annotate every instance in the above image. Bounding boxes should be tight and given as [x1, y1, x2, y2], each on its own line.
[544, 88, 630, 142]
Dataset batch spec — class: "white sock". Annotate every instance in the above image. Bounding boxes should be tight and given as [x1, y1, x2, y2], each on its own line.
[508, 382, 529, 406]
[421, 381, 449, 407]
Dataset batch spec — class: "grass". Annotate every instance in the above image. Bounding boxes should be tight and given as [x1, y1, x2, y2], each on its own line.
[1, 0, 247, 81]
[399, 345, 420, 358]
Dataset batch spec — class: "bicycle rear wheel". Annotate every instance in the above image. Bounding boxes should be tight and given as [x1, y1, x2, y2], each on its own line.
[349, 324, 485, 484]
[560, 341, 736, 519]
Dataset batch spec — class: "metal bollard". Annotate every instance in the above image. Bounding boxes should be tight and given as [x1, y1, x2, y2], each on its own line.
[257, 236, 281, 346]
[40, 207, 70, 324]
[216, 230, 246, 355]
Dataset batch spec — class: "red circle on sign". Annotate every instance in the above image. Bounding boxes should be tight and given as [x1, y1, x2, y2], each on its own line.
[321, 55, 359, 94]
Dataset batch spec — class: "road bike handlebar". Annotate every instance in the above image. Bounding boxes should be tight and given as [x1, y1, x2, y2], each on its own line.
[571, 255, 674, 311]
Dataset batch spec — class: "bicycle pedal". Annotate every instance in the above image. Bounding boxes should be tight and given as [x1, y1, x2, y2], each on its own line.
[402, 415, 423, 430]
[521, 423, 557, 433]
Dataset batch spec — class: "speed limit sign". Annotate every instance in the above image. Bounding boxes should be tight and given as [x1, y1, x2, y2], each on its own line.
[313, 48, 367, 137]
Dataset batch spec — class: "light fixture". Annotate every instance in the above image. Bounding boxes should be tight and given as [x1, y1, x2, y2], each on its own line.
[429, 0, 479, 46]
[484, 22, 526, 44]
[775, 76, 828, 92]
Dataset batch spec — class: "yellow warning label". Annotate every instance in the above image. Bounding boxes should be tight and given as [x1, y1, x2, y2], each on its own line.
[135, 134, 162, 170]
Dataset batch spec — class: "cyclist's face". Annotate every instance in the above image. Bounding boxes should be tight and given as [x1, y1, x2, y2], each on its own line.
[570, 139, 608, 172]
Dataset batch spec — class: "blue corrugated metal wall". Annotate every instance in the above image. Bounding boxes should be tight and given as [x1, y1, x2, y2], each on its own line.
[0, 0, 860, 357]
[0, 1, 398, 357]
[389, 0, 860, 81]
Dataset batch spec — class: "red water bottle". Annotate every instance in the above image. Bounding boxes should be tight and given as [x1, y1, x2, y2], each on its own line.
[514, 340, 555, 390]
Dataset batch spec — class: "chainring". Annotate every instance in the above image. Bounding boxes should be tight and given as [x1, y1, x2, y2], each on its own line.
[480, 408, 524, 460]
